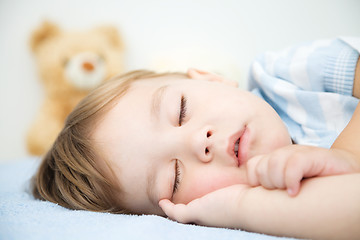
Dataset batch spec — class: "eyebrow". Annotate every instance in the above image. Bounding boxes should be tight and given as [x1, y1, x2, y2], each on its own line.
[151, 85, 169, 120]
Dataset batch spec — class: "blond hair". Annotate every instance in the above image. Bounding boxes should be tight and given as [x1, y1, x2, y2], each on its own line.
[32, 70, 187, 213]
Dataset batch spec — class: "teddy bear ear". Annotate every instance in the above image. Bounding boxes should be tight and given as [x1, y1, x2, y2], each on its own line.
[95, 25, 123, 49]
[30, 21, 60, 52]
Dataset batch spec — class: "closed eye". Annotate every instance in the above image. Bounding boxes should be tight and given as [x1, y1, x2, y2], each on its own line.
[178, 95, 187, 126]
[172, 159, 181, 196]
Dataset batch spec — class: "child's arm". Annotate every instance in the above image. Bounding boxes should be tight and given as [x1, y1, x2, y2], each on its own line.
[160, 173, 360, 240]
[245, 144, 360, 196]
[332, 102, 360, 163]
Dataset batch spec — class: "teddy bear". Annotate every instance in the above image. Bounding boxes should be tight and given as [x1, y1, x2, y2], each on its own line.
[27, 21, 125, 156]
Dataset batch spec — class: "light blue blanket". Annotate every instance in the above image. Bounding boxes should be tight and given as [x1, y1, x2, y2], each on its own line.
[0, 158, 297, 240]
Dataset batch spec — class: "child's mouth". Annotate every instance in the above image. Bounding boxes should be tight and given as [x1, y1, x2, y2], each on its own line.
[229, 126, 250, 167]
[234, 138, 240, 158]
[228, 129, 244, 167]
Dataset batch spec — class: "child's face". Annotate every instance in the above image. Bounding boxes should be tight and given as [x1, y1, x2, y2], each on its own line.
[92, 72, 291, 215]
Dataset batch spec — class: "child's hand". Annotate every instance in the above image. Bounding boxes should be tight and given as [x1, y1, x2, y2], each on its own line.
[159, 184, 249, 228]
[245, 145, 359, 196]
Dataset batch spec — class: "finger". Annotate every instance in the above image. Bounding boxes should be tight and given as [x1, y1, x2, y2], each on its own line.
[246, 155, 262, 186]
[267, 155, 287, 189]
[287, 185, 300, 197]
[158, 199, 192, 223]
[159, 199, 174, 217]
[159, 199, 179, 220]
[255, 156, 279, 189]
[284, 158, 306, 197]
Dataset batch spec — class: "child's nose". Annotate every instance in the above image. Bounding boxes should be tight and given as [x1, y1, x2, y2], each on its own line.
[190, 125, 213, 163]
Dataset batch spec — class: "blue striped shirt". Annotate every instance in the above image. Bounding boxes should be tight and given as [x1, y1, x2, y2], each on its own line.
[248, 38, 360, 148]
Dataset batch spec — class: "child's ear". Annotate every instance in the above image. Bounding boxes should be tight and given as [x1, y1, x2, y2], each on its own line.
[187, 68, 238, 87]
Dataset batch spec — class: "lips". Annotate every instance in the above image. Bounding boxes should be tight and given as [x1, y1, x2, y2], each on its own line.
[234, 138, 240, 158]
[228, 126, 250, 167]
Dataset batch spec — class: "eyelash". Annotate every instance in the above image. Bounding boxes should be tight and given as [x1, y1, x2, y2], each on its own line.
[178, 95, 187, 126]
[172, 159, 181, 195]
[172, 95, 186, 196]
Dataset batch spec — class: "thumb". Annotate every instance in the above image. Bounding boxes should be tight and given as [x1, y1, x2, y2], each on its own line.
[158, 199, 186, 223]
[158, 199, 174, 215]
[159, 199, 197, 224]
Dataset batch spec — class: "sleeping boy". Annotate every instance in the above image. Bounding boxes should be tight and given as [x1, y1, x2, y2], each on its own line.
[32, 37, 360, 239]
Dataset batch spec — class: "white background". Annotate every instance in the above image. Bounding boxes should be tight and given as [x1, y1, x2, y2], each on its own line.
[1, 0, 360, 162]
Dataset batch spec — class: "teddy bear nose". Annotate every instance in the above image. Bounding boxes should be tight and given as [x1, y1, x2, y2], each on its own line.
[82, 61, 95, 72]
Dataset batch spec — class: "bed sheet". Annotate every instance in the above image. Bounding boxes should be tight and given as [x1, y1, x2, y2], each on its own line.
[0, 157, 298, 240]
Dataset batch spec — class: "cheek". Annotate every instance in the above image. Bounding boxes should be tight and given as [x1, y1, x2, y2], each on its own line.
[176, 169, 241, 204]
